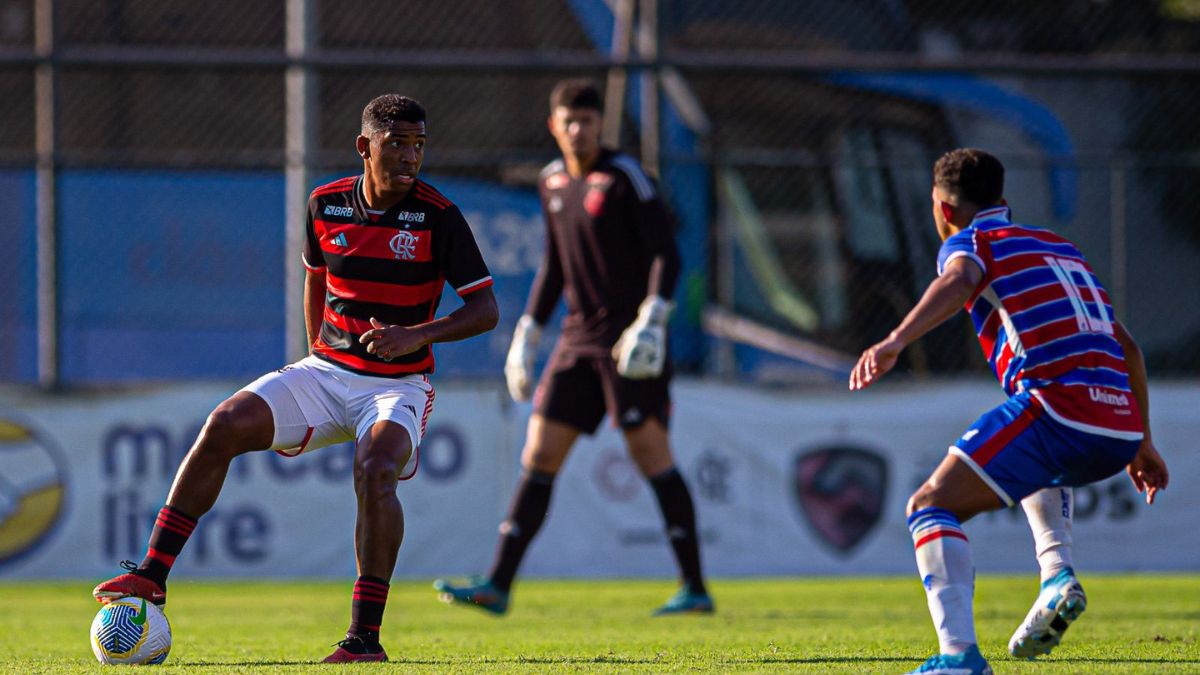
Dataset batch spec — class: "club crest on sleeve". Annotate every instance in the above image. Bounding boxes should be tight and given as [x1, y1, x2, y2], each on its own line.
[586, 173, 613, 189]
[545, 172, 569, 190]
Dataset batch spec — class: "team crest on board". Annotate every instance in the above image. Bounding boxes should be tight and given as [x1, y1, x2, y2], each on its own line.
[791, 445, 887, 554]
[389, 231, 420, 260]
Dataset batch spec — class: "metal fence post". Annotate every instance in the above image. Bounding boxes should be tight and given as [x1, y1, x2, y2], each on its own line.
[1110, 159, 1128, 319]
[285, 0, 317, 363]
[637, 0, 660, 178]
[603, 0, 635, 149]
[34, 0, 58, 389]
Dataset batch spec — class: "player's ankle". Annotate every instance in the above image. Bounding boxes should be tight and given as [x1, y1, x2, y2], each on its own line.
[342, 630, 382, 652]
[129, 567, 166, 588]
[348, 627, 378, 639]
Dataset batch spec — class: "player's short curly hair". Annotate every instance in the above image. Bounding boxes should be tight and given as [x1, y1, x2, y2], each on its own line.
[361, 94, 426, 136]
[549, 79, 603, 113]
[934, 148, 1005, 207]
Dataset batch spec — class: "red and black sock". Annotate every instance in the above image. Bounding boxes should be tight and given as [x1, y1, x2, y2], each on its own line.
[649, 467, 707, 595]
[488, 469, 555, 592]
[348, 576, 390, 641]
[136, 506, 198, 588]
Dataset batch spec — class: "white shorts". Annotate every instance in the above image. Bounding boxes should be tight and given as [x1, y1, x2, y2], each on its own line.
[240, 355, 434, 479]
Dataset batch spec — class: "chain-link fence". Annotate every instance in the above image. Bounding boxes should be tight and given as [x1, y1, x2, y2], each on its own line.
[1, 0, 1198, 386]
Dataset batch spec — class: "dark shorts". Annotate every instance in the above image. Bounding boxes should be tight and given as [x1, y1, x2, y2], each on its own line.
[533, 348, 671, 434]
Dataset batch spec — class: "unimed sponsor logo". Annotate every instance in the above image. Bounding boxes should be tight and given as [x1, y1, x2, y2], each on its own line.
[1089, 387, 1129, 406]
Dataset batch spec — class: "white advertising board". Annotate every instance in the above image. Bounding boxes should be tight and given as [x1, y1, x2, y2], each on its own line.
[0, 381, 1195, 580]
[527, 381, 1200, 577]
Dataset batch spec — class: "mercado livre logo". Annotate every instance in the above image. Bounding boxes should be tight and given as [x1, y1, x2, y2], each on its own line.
[0, 416, 68, 566]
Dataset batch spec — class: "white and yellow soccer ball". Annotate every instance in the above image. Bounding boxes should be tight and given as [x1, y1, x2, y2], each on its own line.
[90, 597, 172, 665]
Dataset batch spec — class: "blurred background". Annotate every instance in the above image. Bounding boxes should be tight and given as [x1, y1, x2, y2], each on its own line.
[0, 0, 1196, 580]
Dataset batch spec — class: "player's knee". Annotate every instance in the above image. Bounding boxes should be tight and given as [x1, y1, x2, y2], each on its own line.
[906, 484, 942, 517]
[198, 405, 257, 455]
[354, 453, 400, 497]
[521, 444, 564, 474]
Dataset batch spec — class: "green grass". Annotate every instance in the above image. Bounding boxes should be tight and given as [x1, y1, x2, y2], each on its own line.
[4, 575, 1197, 673]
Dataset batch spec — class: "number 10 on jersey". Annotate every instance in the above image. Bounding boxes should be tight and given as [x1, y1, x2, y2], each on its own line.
[1044, 256, 1114, 335]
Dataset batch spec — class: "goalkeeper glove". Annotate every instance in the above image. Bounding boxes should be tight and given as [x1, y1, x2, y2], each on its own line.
[612, 296, 673, 379]
[504, 315, 542, 402]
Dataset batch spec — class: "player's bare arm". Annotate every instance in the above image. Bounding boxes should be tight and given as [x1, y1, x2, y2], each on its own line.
[849, 256, 982, 391]
[1113, 320, 1170, 503]
[360, 286, 499, 359]
[303, 267, 328, 349]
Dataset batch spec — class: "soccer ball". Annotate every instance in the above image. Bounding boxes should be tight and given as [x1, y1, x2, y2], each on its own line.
[90, 597, 172, 665]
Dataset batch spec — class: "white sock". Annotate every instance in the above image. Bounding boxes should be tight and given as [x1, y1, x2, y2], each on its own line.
[1021, 487, 1074, 583]
[907, 507, 976, 655]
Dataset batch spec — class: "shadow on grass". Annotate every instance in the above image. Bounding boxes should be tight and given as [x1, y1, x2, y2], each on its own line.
[177, 655, 1200, 667]
[504, 656, 924, 665]
[174, 660, 454, 667]
[1062, 658, 1200, 664]
[175, 656, 924, 667]
[174, 661, 323, 667]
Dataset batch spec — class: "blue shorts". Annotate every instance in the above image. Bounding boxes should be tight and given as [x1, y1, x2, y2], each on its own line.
[950, 390, 1140, 507]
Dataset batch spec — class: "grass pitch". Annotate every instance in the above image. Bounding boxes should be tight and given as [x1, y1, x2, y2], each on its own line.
[4, 575, 1197, 673]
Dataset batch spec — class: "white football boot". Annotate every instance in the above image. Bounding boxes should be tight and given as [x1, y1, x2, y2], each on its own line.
[1009, 567, 1087, 659]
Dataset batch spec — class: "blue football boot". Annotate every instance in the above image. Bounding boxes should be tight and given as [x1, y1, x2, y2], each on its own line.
[1009, 567, 1087, 659]
[905, 644, 993, 674]
[433, 576, 509, 616]
[652, 585, 715, 616]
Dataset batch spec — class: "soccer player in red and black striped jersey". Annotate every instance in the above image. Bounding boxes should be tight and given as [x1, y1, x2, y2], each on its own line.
[434, 80, 713, 616]
[92, 95, 498, 663]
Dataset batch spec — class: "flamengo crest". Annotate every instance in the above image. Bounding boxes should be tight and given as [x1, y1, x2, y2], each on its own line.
[390, 231, 419, 260]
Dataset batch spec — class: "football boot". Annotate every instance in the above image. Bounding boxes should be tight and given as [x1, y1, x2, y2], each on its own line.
[432, 576, 510, 616]
[1009, 567, 1087, 659]
[93, 561, 166, 607]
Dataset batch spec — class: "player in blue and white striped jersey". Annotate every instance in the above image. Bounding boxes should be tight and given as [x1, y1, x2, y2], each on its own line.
[850, 148, 1168, 674]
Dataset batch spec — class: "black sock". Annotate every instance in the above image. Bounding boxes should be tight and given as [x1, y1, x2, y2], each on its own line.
[649, 467, 706, 595]
[338, 632, 383, 654]
[348, 576, 389, 639]
[136, 506, 198, 588]
[487, 469, 555, 592]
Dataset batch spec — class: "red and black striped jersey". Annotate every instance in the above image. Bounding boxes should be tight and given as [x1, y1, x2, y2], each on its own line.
[303, 175, 493, 377]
